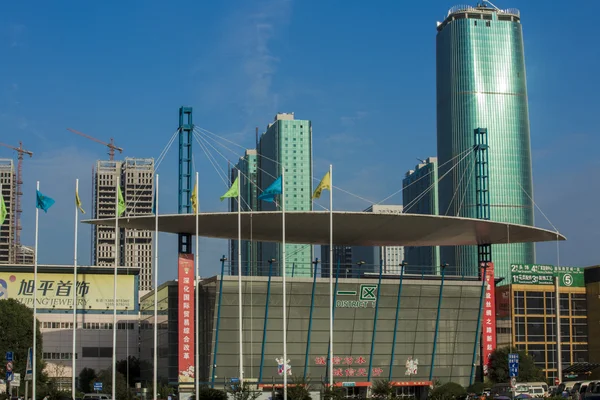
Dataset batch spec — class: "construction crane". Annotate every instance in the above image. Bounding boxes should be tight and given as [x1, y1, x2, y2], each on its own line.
[67, 128, 123, 160]
[0, 141, 33, 251]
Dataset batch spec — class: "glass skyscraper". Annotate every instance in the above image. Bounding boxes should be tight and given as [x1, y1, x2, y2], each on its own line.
[436, 4, 535, 280]
[257, 113, 313, 277]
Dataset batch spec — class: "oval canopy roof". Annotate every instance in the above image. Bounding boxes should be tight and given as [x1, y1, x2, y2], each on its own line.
[83, 211, 565, 247]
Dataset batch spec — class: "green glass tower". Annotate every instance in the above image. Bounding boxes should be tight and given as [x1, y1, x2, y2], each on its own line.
[436, 3, 534, 280]
[230, 149, 259, 276]
[258, 113, 313, 277]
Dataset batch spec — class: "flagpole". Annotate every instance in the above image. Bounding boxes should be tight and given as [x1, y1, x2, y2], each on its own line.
[237, 171, 244, 385]
[33, 181, 39, 400]
[194, 172, 200, 400]
[112, 175, 119, 400]
[154, 174, 159, 400]
[73, 179, 79, 399]
[282, 168, 288, 400]
[328, 165, 334, 388]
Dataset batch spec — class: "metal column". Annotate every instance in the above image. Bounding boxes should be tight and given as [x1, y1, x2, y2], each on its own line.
[178, 106, 193, 254]
[367, 260, 384, 382]
[258, 259, 275, 383]
[303, 258, 319, 379]
[389, 262, 406, 380]
[429, 264, 447, 380]
[211, 256, 227, 387]
[325, 260, 341, 384]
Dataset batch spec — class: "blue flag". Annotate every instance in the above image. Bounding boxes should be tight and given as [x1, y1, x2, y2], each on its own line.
[258, 176, 283, 203]
[36, 190, 55, 213]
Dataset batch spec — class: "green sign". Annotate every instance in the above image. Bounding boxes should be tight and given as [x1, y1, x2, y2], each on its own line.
[510, 264, 584, 287]
[336, 284, 378, 308]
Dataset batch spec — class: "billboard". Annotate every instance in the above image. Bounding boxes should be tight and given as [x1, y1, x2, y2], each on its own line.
[481, 262, 496, 376]
[510, 264, 584, 287]
[0, 272, 135, 310]
[178, 254, 195, 384]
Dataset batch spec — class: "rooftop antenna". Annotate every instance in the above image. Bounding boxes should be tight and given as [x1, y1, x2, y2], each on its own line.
[482, 0, 501, 11]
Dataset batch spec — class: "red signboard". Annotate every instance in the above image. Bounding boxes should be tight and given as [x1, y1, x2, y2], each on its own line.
[178, 254, 195, 383]
[481, 262, 496, 376]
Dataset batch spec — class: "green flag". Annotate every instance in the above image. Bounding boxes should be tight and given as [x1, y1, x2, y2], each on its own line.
[0, 186, 6, 226]
[220, 177, 239, 201]
[118, 184, 126, 216]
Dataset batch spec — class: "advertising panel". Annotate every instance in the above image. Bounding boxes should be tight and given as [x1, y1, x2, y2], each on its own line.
[0, 272, 135, 310]
[481, 262, 496, 376]
[178, 254, 195, 384]
[510, 264, 584, 287]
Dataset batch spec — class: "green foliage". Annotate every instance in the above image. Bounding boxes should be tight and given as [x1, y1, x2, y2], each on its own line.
[371, 379, 395, 399]
[428, 382, 466, 400]
[0, 299, 46, 385]
[79, 367, 97, 393]
[466, 382, 485, 394]
[116, 356, 141, 388]
[91, 368, 129, 400]
[287, 376, 312, 400]
[194, 386, 227, 400]
[224, 381, 261, 400]
[158, 382, 176, 399]
[487, 346, 544, 384]
[321, 382, 344, 400]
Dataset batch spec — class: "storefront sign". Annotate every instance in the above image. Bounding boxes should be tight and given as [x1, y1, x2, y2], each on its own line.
[178, 254, 195, 384]
[0, 272, 135, 310]
[510, 265, 584, 287]
[481, 262, 496, 376]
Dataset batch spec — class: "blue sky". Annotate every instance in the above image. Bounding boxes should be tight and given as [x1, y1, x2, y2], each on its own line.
[0, 0, 598, 281]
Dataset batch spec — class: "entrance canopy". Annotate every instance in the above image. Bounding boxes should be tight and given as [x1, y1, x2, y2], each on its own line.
[83, 211, 565, 247]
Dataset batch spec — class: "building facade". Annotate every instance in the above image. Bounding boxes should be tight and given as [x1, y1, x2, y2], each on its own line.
[0, 265, 139, 389]
[139, 274, 488, 398]
[584, 265, 600, 379]
[436, 4, 535, 280]
[230, 150, 260, 276]
[403, 158, 440, 272]
[495, 264, 587, 383]
[0, 160, 15, 264]
[93, 158, 154, 292]
[257, 113, 313, 277]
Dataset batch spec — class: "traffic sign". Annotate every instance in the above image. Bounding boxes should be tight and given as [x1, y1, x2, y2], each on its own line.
[25, 347, 33, 380]
[5, 352, 13, 362]
[510, 378, 517, 388]
[94, 382, 103, 391]
[555, 378, 560, 385]
[6, 371, 13, 382]
[12, 373, 21, 387]
[342, 382, 356, 387]
[508, 353, 519, 377]
[6, 361, 13, 372]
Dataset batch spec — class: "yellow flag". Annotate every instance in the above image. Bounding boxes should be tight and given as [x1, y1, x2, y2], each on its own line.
[312, 171, 331, 200]
[191, 183, 198, 214]
[75, 188, 85, 214]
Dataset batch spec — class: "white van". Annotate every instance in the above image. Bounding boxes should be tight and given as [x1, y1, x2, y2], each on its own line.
[527, 382, 550, 397]
[83, 395, 111, 400]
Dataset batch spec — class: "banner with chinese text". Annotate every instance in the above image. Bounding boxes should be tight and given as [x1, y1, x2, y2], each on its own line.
[481, 262, 496, 376]
[510, 264, 584, 287]
[178, 254, 195, 383]
[0, 272, 135, 310]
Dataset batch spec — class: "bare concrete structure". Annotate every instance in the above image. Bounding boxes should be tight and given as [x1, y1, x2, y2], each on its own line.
[0, 159, 14, 263]
[93, 158, 154, 292]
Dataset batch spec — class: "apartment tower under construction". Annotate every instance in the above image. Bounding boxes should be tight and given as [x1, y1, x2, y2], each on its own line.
[93, 158, 154, 292]
[0, 160, 15, 263]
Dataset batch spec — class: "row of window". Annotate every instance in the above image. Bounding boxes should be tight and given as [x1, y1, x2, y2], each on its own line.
[515, 316, 587, 343]
[43, 352, 78, 360]
[514, 291, 586, 316]
[42, 322, 136, 330]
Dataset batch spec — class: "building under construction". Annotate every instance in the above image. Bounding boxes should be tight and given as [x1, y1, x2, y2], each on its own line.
[0, 159, 15, 263]
[92, 158, 154, 292]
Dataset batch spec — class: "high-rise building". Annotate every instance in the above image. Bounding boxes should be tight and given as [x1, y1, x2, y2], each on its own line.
[257, 113, 313, 276]
[321, 205, 405, 278]
[0, 159, 15, 264]
[93, 158, 154, 292]
[402, 157, 441, 272]
[230, 149, 259, 275]
[436, 4, 534, 279]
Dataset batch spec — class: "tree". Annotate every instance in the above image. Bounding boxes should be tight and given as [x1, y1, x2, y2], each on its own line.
[371, 379, 395, 399]
[0, 299, 46, 385]
[79, 368, 97, 394]
[116, 356, 141, 387]
[286, 376, 312, 400]
[488, 346, 544, 384]
[193, 386, 227, 400]
[224, 381, 260, 400]
[91, 368, 129, 400]
[428, 382, 466, 400]
[321, 382, 344, 400]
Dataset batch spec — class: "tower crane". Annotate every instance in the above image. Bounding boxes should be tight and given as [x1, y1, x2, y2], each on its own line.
[67, 128, 123, 160]
[0, 141, 33, 250]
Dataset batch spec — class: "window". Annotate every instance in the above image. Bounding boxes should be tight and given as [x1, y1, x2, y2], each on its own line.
[546, 317, 556, 341]
[571, 294, 587, 316]
[545, 292, 555, 314]
[526, 292, 544, 314]
[515, 316, 526, 342]
[528, 344, 546, 367]
[572, 320, 588, 342]
[527, 317, 545, 342]
[514, 291, 525, 314]
[560, 318, 571, 341]
[560, 294, 570, 314]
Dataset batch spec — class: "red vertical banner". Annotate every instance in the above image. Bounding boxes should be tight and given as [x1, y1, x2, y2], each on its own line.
[481, 262, 496, 376]
[178, 253, 195, 384]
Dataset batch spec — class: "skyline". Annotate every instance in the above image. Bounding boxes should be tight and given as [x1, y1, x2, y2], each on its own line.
[0, 0, 598, 281]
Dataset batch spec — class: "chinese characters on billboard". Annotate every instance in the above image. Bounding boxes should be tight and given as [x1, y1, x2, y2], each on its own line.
[314, 355, 383, 378]
[510, 264, 584, 287]
[178, 254, 195, 384]
[0, 273, 135, 310]
[481, 262, 496, 376]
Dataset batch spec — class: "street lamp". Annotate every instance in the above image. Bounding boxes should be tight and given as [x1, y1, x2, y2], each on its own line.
[350, 261, 366, 278]
[267, 258, 276, 277]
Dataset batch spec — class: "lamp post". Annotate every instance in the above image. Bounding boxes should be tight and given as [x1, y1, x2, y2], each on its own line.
[352, 261, 365, 278]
